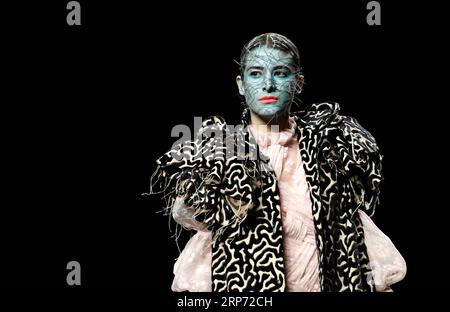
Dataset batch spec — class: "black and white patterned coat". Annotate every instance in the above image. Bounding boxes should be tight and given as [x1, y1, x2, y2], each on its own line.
[151, 102, 382, 292]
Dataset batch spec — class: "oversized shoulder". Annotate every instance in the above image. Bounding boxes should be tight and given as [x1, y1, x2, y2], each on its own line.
[156, 115, 236, 168]
[296, 102, 383, 216]
[295, 101, 380, 155]
[198, 115, 228, 130]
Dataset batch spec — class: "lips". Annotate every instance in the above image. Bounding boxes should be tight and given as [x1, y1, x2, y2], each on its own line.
[258, 96, 279, 104]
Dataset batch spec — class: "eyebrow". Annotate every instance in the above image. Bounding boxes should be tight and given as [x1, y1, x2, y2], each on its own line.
[246, 65, 292, 72]
[246, 66, 264, 72]
[273, 65, 291, 71]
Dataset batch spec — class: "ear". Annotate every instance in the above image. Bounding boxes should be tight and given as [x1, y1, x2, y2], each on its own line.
[298, 75, 305, 88]
[236, 75, 245, 96]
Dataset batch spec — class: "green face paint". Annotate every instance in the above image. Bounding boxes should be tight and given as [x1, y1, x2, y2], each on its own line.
[241, 47, 298, 118]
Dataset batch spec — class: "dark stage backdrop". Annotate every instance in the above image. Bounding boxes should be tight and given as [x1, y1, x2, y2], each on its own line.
[2, 0, 446, 305]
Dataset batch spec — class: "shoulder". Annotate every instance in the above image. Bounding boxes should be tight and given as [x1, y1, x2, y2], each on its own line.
[305, 103, 383, 216]
[195, 115, 228, 138]
[335, 114, 379, 155]
[200, 115, 227, 128]
[294, 101, 380, 154]
[156, 115, 229, 167]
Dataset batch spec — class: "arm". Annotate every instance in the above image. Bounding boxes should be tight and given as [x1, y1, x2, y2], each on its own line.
[172, 196, 208, 232]
[359, 210, 407, 291]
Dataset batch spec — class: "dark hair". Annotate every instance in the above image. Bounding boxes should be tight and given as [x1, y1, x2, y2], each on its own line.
[239, 33, 301, 77]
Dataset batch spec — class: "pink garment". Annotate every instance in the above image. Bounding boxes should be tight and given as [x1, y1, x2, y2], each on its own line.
[170, 118, 406, 292]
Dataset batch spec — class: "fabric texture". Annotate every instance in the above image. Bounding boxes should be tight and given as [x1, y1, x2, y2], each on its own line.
[151, 102, 404, 291]
[170, 117, 406, 292]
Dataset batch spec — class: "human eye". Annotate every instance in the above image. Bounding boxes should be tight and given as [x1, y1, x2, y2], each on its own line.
[273, 70, 291, 78]
[249, 70, 262, 78]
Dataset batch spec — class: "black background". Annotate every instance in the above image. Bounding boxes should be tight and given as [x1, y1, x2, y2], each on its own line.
[2, 0, 447, 306]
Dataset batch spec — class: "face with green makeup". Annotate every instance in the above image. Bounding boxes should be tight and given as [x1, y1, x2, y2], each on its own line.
[236, 46, 300, 118]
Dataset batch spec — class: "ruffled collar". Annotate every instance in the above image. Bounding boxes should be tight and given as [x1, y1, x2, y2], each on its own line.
[249, 117, 298, 148]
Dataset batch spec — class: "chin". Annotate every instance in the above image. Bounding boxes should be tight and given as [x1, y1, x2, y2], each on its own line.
[260, 107, 289, 118]
[258, 111, 285, 119]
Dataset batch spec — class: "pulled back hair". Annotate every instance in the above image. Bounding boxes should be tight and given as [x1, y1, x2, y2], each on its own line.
[239, 33, 301, 77]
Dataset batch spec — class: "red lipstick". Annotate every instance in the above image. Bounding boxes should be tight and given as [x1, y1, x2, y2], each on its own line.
[258, 96, 279, 104]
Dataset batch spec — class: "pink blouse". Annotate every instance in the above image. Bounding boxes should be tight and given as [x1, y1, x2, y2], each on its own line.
[170, 118, 406, 292]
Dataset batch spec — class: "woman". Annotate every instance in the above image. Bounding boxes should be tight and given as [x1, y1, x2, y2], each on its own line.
[150, 33, 406, 292]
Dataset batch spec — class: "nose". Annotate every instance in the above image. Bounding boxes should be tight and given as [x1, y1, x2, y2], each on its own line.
[262, 73, 275, 93]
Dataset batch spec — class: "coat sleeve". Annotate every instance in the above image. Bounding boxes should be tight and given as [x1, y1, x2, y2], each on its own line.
[148, 116, 227, 231]
[338, 115, 384, 217]
[172, 195, 208, 231]
[359, 210, 407, 291]
[149, 116, 253, 241]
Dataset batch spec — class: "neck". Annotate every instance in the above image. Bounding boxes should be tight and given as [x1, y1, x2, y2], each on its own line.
[249, 110, 290, 133]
